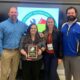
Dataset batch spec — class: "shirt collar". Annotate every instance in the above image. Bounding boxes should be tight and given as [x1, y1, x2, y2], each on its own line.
[8, 18, 18, 23]
[67, 18, 77, 25]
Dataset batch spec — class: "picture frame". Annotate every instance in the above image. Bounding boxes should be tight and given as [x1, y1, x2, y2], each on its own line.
[27, 45, 37, 59]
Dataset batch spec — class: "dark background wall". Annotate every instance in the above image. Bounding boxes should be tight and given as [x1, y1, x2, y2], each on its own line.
[0, 0, 80, 3]
[0, 0, 80, 28]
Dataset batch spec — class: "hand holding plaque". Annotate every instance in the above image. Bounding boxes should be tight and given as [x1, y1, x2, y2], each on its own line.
[27, 44, 37, 59]
[37, 49, 42, 55]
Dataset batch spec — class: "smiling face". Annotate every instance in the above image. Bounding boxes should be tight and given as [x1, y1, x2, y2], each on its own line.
[46, 18, 54, 30]
[8, 7, 18, 22]
[66, 7, 77, 22]
[30, 24, 37, 35]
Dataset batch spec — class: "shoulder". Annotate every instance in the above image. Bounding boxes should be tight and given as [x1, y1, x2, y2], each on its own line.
[18, 20, 27, 27]
[21, 34, 30, 41]
[18, 20, 23, 24]
[62, 22, 67, 28]
[18, 20, 25, 24]
[74, 22, 80, 32]
[53, 27, 59, 33]
[61, 22, 68, 32]
[76, 22, 80, 26]
[0, 19, 8, 29]
[0, 19, 8, 25]
[74, 22, 80, 29]
[18, 20, 28, 30]
[23, 33, 29, 37]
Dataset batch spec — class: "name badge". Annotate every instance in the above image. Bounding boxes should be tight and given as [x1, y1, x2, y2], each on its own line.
[47, 44, 53, 50]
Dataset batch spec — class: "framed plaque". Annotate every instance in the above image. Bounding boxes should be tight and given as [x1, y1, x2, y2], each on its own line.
[27, 45, 37, 59]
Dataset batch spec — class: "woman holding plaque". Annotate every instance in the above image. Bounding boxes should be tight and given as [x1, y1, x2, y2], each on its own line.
[41, 17, 62, 80]
[20, 23, 45, 80]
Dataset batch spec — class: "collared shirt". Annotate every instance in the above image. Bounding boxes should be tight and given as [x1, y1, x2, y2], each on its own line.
[67, 19, 77, 35]
[61, 19, 80, 56]
[0, 18, 27, 53]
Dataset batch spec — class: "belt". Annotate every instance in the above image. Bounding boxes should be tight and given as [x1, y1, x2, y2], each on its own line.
[4, 48, 19, 51]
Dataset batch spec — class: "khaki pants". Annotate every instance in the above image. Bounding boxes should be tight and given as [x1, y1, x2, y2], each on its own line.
[1, 49, 20, 80]
[63, 56, 80, 80]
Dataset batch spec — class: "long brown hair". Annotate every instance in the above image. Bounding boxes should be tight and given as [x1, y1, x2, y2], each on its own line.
[26, 23, 41, 42]
[45, 17, 57, 32]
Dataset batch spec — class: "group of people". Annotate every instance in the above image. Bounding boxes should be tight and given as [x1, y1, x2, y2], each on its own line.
[0, 6, 80, 80]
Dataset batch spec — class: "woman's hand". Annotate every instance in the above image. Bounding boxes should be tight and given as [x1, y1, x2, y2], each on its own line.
[38, 49, 42, 55]
[20, 49, 32, 61]
[58, 59, 63, 64]
[41, 47, 45, 51]
[20, 49, 27, 57]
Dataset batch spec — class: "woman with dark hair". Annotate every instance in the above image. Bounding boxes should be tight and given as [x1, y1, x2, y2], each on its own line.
[42, 17, 62, 80]
[20, 23, 45, 80]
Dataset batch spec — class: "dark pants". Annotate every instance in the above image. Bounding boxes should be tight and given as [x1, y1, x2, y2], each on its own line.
[43, 53, 60, 80]
[22, 59, 42, 80]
